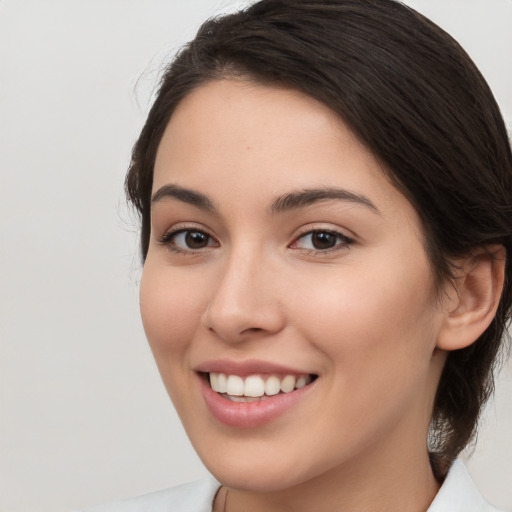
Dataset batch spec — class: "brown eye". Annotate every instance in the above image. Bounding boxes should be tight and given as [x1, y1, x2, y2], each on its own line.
[184, 231, 210, 249]
[292, 230, 353, 252]
[160, 229, 218, 251]
[310, 232, 338, 250]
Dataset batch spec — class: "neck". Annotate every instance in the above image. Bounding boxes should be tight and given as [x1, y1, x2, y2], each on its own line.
[218, 436, 440, 512]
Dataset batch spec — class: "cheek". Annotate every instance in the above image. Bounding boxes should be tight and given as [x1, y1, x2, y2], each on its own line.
[139, 261, 206, 357]
[288, 260, 441, 454]
[293, 254, 439, 381]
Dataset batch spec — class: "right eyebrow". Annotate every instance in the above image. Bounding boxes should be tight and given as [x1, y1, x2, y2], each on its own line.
[270, 187, 379, 215]
[151, 184, 216, 212]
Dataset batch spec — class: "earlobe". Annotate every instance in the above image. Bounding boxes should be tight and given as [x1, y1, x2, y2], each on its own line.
[436, 245, 506, 351]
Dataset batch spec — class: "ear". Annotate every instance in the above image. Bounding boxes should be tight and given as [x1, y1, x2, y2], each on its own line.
[436, 245, 506, 351]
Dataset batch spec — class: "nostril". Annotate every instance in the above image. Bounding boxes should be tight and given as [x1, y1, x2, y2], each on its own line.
[201, 290, 286, 342]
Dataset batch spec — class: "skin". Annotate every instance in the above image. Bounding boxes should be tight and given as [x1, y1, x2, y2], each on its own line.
[140, 79, 453, 512]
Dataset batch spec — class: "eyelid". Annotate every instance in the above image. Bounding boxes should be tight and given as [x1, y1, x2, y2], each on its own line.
[158, 223, 219, 252]
[292, 223, 355, 241]
[289, 224, 355, 253]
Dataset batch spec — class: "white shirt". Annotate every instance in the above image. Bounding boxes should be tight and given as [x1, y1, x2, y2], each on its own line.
[79, 460, 504, 512]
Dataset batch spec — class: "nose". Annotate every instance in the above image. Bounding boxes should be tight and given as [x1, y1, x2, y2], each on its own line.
[201, 248, 286, 343]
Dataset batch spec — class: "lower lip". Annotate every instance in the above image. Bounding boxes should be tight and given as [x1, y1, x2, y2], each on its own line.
[199, 375, 315, 428]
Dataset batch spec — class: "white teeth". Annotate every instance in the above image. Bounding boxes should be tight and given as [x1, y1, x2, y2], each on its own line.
[209, 372, 313, 398]
[280, 375, 296, 393]
[264, 375, 281, 396]
[209, 372, 227, 393]
[295, 376, 307, 389]
[227, 395, 262, 403]
[244, 375, 266, 397]
[216, 373, 227, 393]
[210, 372, 219, 391]
[226, 375, 244, 396]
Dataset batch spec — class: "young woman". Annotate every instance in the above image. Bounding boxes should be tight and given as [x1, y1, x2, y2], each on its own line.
[83, 0, 512, 510]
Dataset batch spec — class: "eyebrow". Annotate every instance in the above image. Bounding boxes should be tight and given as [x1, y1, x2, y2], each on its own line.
[270, 187, 379, 214]
[151, 184, 215, 212]
[151, 184, 379, 215]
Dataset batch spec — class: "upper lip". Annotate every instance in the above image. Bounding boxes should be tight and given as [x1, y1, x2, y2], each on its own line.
[194, 359, 314, 377]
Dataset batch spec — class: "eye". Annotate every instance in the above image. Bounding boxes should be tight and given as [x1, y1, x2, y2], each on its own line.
[160, 229, 218, 252]
[291, 230, 353, 252]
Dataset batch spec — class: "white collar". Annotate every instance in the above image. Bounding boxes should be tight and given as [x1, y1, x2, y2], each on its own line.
[428, 459, 501, 512]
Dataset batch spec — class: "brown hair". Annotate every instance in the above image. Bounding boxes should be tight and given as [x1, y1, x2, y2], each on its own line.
[126, 0, 512, 477]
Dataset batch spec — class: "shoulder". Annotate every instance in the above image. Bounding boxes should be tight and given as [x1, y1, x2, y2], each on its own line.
[78, 477, 220, 512]
[428, 459, 505, 512]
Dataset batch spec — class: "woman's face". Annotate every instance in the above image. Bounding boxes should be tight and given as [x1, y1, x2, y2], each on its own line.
[141, 80, 447, 491]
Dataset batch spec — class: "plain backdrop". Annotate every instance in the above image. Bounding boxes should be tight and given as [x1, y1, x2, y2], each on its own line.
[1, 1, 511, 511]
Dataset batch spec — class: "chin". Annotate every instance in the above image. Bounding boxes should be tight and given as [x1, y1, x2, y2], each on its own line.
[204, 456, 314, 493]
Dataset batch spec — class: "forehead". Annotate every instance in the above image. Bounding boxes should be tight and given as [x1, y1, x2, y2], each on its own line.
[153, 79, 419, 229]
[157, 79, 355, 166]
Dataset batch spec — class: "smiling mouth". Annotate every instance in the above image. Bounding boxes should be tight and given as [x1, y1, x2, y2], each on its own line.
[205, 372, 318, 402]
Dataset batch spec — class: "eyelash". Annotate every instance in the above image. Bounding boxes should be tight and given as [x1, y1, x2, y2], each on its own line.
[158, 227, 354, 255]
[158, 227, 218, 254]
[290, 229, 354, 254]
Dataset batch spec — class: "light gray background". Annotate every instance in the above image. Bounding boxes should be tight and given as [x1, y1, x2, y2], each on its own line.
[1, 1, 511, 511]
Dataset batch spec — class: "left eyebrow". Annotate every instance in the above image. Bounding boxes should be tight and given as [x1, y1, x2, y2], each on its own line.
[151, 184, 215, 212]
[270, 187, 380, 214]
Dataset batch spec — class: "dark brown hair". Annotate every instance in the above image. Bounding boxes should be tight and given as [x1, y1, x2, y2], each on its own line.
[126, 0, 512, 477]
